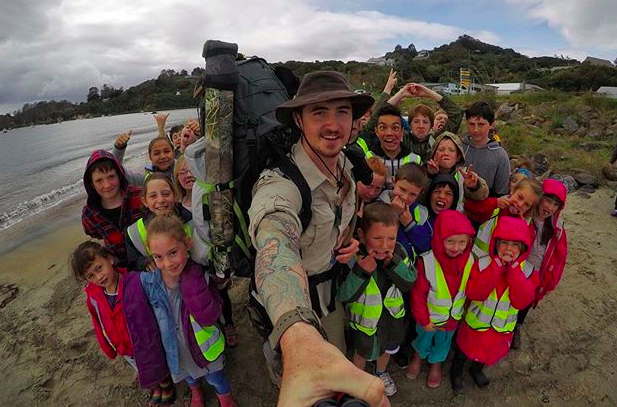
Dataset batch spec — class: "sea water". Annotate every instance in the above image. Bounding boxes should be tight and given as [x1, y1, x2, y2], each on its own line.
[0, 109, 197, 230]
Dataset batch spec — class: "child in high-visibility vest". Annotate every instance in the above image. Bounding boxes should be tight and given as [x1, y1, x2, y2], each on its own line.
[512, 179, 568, 349]
[377, 162, 428, 260]
[338, 202, 417, 397]
[70, 241, 175, 405]
[465, 177, 543, 260]
[450, 216, 538, 393]
[407, 210, 475, 388]
[125, 173, 208, 270]
[142, 214, 236, 407]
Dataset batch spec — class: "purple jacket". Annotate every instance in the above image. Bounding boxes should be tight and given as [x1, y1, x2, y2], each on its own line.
[180, 260, 223, 368]
[140, 261, 222, 374]
[122, 272, 170, 388]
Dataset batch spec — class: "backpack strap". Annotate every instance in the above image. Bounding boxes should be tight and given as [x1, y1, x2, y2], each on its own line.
[270, 145, 313, 231]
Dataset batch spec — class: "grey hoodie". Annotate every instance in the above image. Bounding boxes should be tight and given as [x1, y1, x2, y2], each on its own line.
[461, 136, 510, 197]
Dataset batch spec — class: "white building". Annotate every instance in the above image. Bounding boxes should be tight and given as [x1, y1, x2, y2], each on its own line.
[596, 86, 617, 98]
[487, 83, 545, 95]
[365, 57, 395, 67]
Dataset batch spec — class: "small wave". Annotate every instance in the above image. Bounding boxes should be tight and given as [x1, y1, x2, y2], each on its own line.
[0, 180, 83, 231]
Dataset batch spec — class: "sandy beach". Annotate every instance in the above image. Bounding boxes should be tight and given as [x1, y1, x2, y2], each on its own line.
[1, 189, 617, 407]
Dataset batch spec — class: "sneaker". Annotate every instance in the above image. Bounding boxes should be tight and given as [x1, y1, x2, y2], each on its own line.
[376, 371, 397, 396]
[612, 210, 617, 217]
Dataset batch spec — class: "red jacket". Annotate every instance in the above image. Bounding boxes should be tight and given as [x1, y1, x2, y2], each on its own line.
[533, 179, 568, 306]
[411, 210, 475, 331]
[85, 269, 134, 359]
[456, 216, 539, 365]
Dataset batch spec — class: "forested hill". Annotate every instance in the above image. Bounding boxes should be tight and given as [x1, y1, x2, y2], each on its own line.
[3, 35, 617, 130]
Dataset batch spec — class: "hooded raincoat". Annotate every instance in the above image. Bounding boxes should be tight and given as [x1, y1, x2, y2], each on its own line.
[531, 179, 568, 306]
[455, 216, 539, 365]
[411, 210, 476, 331]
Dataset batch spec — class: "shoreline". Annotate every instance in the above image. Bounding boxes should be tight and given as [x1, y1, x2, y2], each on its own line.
[0, 192, 85, 257]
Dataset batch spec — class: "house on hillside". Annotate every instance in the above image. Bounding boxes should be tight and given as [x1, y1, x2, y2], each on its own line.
[596, 87, 617, 98]
[583, 57, 613, 67]
[366, 57, 395, 66]
[487, 83, 545, 95]
[414, 50, 430, 59]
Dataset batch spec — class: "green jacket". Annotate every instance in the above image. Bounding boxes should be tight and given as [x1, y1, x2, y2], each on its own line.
[338, 243, 416, 304]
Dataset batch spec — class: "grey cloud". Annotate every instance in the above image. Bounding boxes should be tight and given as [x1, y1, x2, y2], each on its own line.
[0, 0, 501, 113]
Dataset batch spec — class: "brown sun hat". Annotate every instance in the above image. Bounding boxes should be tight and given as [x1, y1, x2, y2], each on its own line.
[275, 71, 375, 127]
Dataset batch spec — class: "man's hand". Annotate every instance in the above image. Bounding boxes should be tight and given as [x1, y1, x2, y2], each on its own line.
[278, 323, 389, 407]
[114, 130, 133, 150]
[356, 253, 377, 274]
[335, 238, 359, 264]
[459, 164, 479, 189]
[383, 69, 397, 95]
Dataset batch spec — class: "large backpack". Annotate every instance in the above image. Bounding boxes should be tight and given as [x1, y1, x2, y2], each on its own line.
[193, 42, 312, 278]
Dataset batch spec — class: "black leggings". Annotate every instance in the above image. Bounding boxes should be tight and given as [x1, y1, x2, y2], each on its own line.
[517, 305, 532, 325]
[218, 286, 234, 327]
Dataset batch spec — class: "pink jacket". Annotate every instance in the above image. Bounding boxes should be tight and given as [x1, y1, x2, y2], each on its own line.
[534, 179, 568, 306]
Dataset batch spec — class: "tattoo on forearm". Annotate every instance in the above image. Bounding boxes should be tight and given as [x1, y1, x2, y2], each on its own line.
[254, 213, 310, 323]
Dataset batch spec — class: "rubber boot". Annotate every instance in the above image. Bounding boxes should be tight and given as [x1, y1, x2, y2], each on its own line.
[450, 353, 465, 393]
[406, 352, 423, 379]
[216, 392, 238, 407]
[511, 325, 521, 350]
[426, 362, 442, 388]
[469, 361, 490, 388]
[189, 385, 205, 407]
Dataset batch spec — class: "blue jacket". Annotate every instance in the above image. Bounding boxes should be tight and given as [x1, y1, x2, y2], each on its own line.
[397, 211, 435, 260]
[139, 261, 222, 376]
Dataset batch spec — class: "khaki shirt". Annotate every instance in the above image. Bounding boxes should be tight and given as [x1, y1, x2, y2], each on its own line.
[248, 141, 357, 316]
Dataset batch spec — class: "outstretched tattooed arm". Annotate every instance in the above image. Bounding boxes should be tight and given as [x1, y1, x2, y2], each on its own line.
[254, 212, 311, 324]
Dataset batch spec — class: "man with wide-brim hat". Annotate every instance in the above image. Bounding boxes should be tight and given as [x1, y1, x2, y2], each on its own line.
[248, 71, 389, 407]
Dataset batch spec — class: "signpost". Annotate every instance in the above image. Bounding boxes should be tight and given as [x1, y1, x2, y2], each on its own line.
[460, 68, 471, 94]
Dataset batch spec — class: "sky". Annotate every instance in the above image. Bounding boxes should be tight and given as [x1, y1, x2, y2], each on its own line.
[1, 0, 617, 114]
